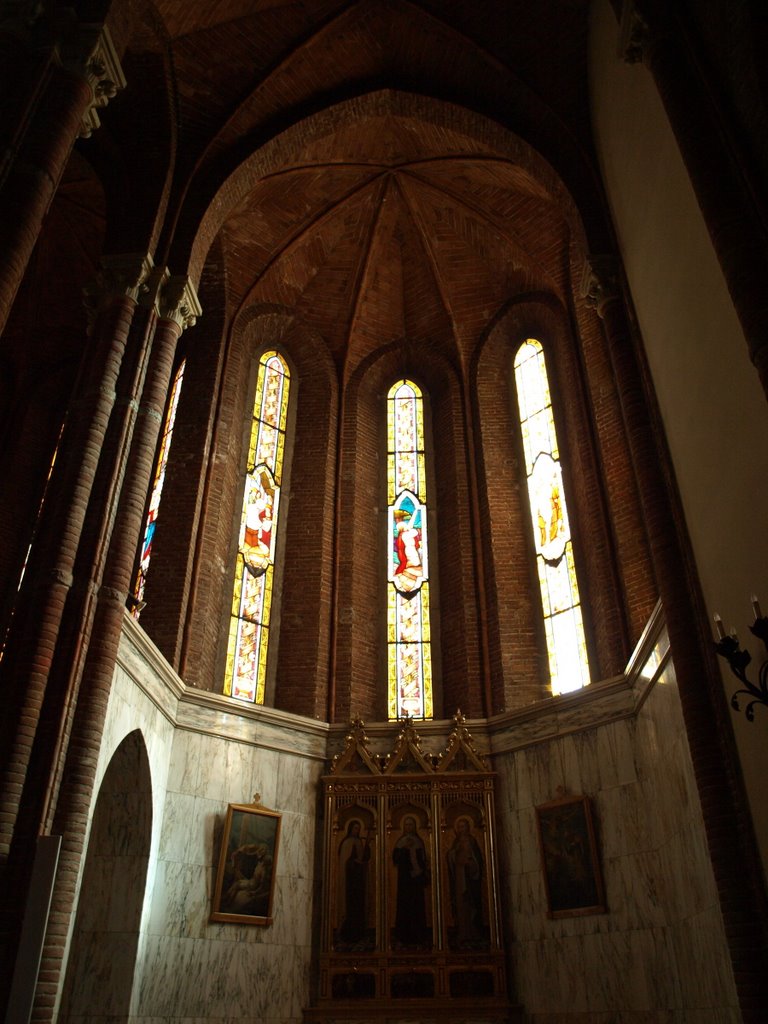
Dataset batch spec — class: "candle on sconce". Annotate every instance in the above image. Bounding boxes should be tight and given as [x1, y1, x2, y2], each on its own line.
[713, 614, 726, 640]
[729, 626, 739, 642]
[751, 594, 762, 621]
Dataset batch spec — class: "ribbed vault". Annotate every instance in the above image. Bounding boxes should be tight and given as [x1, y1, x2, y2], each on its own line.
[217, 109, 574, 378]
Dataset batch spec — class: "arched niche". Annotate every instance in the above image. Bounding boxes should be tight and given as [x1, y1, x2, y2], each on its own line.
[58, 729, 152, 1023]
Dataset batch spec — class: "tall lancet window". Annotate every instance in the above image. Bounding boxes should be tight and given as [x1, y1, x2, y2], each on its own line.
[133, 358, 185, 616]
[225, 351, 290, 704]
[514, 339, 590, 694]
[387, 380, 433, 720]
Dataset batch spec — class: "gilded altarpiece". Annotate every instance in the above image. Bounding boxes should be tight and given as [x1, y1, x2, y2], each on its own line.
[305, 714, 518, 1023]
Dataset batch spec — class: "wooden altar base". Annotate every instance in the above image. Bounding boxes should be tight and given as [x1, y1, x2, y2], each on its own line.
[303, 996, 523, 1024]
[304, 947, 522, 1023]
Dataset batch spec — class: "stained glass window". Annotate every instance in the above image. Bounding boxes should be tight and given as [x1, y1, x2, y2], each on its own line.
[514, 339, 590, 695]
[0, 427, 63, 661]
[387, 380, 433, 720]
[132, 359, 185, 617]
[225, 351, 290, 704]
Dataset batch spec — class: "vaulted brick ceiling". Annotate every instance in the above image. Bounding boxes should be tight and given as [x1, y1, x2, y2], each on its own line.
[106, 0, 594, 371]
[218, 116, 572, 371]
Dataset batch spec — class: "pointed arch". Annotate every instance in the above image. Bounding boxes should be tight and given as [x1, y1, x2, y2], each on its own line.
[58, 730, 152, 1021]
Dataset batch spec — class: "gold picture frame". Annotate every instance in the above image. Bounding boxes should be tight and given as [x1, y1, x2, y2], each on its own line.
[211, 799, 281, 925]
[535, 793, 606, 919]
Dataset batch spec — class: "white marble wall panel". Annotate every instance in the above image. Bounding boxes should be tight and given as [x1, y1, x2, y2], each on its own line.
[135, 726, 324, 1024]
[58, 616, 327, 1024]
[495, 637, 740, 1023]
[61, 608, 741, 1024]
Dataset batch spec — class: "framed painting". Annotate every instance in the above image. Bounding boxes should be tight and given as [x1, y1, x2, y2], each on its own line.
[535, 793, 606, 919]
[211, 799, 281, 925]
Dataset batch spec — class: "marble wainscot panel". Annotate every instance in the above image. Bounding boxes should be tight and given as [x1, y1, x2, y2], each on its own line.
[489, 605, 740, 1024]
[137, 696, 327, 1024]
[56, 603, 742, 1024]
[134, 664, 327, 1021]
[57, 612, 327, 1024]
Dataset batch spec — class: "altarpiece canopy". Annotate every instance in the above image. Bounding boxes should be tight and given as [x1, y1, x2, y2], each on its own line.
[304, 712, 520, 1023]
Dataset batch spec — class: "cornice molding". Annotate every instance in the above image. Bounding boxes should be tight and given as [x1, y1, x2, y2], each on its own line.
[117, 606, 670, 766]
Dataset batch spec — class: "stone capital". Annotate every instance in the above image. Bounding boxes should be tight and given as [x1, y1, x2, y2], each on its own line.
[580, 255, 620, 317]
[148, 271, 202, 331]
[618, 1, 651, 65]
[83, 253, 154, 327]
[0, 1, 44, 32]
[49, 567, 74, 589]
[99, 585, 128, 607]
[59, 22, 126, 138]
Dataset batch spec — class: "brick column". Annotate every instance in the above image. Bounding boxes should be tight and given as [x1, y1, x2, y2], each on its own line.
[0, 256, 151, 863]
[582, 255, 768, 1024]
[0, 16, 125, 335]
[31, 274, 200, 1023]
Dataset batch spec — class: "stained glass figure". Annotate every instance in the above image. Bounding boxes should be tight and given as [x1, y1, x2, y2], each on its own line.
[225, 351, 290, 703]
[387, 381, 433, 720]
[514, 340, 590, 694]
[133, 358, 185, 617]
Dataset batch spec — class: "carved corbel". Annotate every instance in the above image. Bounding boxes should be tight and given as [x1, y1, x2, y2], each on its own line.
[580, 255, 620, 318]
[154, 273, 202, 331]
[618, 0, 651, 65]
[60, 22, 126, 138]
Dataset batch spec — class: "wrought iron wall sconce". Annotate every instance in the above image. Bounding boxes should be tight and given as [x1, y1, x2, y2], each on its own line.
[713, 596, 768, 721]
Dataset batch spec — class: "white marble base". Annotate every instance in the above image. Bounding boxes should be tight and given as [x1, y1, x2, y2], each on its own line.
[56, 611, 739, 1024]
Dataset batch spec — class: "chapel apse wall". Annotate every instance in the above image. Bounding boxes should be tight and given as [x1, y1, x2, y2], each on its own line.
[2, 2, 766, 1019]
